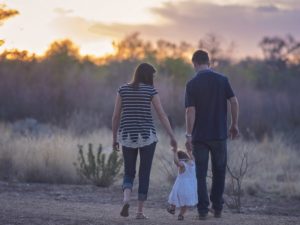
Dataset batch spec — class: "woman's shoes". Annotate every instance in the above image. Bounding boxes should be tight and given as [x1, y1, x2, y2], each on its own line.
[120, 203, 148, 219]
[135, 212, 149, 219]
[120, 203, 130, 217]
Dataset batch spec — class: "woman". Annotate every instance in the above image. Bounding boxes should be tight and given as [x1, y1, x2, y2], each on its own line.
[112, 62, 177, 219]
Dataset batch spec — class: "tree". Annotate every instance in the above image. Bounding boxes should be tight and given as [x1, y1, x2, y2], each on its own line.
[0, 49, 34, 61]
[112, 32, 154, 61]
[0, 4, 19, 46]
[156, 40, 192, 60]
[259, 35, 300, 70]
[44, 39, 80, 60]
[198, 33, 234, 67]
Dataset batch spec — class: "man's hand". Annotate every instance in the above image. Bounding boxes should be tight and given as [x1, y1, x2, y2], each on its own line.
[185, 136, 193, 152]
[229, 124, 239, 140]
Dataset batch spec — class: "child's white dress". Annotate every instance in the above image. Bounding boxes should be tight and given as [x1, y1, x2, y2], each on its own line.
[168, 160, 198, 207]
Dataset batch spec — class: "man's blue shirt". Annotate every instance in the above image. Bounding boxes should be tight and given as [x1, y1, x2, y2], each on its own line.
[185, 69, 235, 143]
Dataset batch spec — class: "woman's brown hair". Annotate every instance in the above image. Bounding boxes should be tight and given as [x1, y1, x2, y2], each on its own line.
[129, 63, 156, 88]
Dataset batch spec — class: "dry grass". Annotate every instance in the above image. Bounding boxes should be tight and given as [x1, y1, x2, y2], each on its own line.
[0, 122, 112, 183]
[228, 136, 300, 197]
[0, 121, 299, 197]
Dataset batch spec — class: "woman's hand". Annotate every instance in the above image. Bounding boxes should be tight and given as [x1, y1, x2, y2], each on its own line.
[112, 141, 120, 151]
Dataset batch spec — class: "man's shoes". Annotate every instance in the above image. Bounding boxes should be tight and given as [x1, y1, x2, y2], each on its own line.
[210, 208, 222, 218]
[214, 210, 222, 218]
[198, 213, 208, 220]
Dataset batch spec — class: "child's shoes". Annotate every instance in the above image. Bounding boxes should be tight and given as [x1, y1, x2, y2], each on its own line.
[178, 214, 184, 220]
[166, 205, 175, 215]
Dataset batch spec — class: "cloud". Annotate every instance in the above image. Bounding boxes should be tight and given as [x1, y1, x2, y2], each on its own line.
[253, 0, 300, 10]
[53, 8, 73, 16]
[256, 5, 280, 13]
[51, 1, 300, 57]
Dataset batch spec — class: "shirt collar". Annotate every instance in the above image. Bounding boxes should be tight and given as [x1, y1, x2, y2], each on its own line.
[195, 68, 212, 76]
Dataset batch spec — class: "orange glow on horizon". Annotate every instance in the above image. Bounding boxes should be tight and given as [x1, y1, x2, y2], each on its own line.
[1, 0, 299, 59]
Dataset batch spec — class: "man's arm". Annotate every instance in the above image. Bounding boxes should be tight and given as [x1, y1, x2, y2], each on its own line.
[228, 96, 239, 139]
[185, 106, 196, 151]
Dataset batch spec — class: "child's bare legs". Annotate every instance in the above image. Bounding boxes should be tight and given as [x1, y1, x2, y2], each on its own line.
[179, 206, 187, 217]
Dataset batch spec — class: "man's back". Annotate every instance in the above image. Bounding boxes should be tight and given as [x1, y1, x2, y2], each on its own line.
[185, 69, 235, 143]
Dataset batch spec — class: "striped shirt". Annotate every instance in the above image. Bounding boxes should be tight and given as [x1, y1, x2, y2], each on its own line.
[117, 83, 158, 148]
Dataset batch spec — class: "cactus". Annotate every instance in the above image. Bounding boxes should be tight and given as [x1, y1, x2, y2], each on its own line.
[74, 143, 123, 187]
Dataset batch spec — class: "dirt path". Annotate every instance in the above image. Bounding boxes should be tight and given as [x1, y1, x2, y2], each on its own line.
[0, 182, 299, 225]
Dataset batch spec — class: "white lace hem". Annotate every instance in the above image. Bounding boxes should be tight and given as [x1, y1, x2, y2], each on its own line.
[117, 129, 158, 148]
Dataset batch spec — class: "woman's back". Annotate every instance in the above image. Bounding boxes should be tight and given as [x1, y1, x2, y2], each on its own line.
[118, 83, 158, 148]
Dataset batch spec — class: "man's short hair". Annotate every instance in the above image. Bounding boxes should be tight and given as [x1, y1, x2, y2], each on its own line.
[192, 50, 209, 65]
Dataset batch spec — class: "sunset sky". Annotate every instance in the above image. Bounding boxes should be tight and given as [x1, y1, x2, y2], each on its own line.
[1, 0, 300, 58]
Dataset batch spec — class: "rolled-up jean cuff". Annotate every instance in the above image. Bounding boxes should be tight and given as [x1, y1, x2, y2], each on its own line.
[138, 193, 147, 201]
[122, 183, 133, 191]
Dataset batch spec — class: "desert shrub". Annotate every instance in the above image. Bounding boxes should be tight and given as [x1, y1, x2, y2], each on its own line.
[226, 151, 249, 213]
[74, 143, 123, 187]
[0, 151, 13, 181]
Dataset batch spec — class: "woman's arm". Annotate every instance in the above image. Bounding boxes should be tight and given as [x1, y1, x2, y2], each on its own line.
[152, 94, 177, 150]
[112, 93, 122, 150]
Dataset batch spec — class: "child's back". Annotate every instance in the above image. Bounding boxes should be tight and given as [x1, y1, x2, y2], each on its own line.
[168, 160, 198, 207]
[167, 150, 198, 220]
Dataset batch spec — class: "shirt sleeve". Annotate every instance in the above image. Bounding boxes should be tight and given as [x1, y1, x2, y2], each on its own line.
[225, 78, 235, 99]
[117, 86, 123, 96]
[185, 83, 196, 108]
[150, 87, 158, 97]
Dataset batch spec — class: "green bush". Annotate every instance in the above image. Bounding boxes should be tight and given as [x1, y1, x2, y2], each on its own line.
[74, 143, 123, 187]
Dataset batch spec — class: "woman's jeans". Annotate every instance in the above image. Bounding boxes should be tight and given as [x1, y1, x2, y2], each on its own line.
[192, 140, 227, 214]
[122, 142, 156, 201]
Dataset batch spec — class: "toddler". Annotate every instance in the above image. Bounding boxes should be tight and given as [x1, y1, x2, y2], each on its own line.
[167, 149, 198, 220]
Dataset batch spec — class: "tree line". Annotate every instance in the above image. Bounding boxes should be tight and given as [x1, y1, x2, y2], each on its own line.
[0, 5, 299, 141]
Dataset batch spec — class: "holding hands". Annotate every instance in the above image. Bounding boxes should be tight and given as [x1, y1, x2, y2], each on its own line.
[170, 136, 178, 152]
[185, 133, 192, 153]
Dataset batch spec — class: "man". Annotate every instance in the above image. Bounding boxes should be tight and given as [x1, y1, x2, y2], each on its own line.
[185, 50, 239, 220]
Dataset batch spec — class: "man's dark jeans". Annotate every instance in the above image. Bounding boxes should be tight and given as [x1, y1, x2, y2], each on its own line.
[122, 142, 156, 201]
[193, 140, 227, 214]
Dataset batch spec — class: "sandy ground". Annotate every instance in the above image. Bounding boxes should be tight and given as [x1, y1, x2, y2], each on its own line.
[0, 181, 300, 225]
